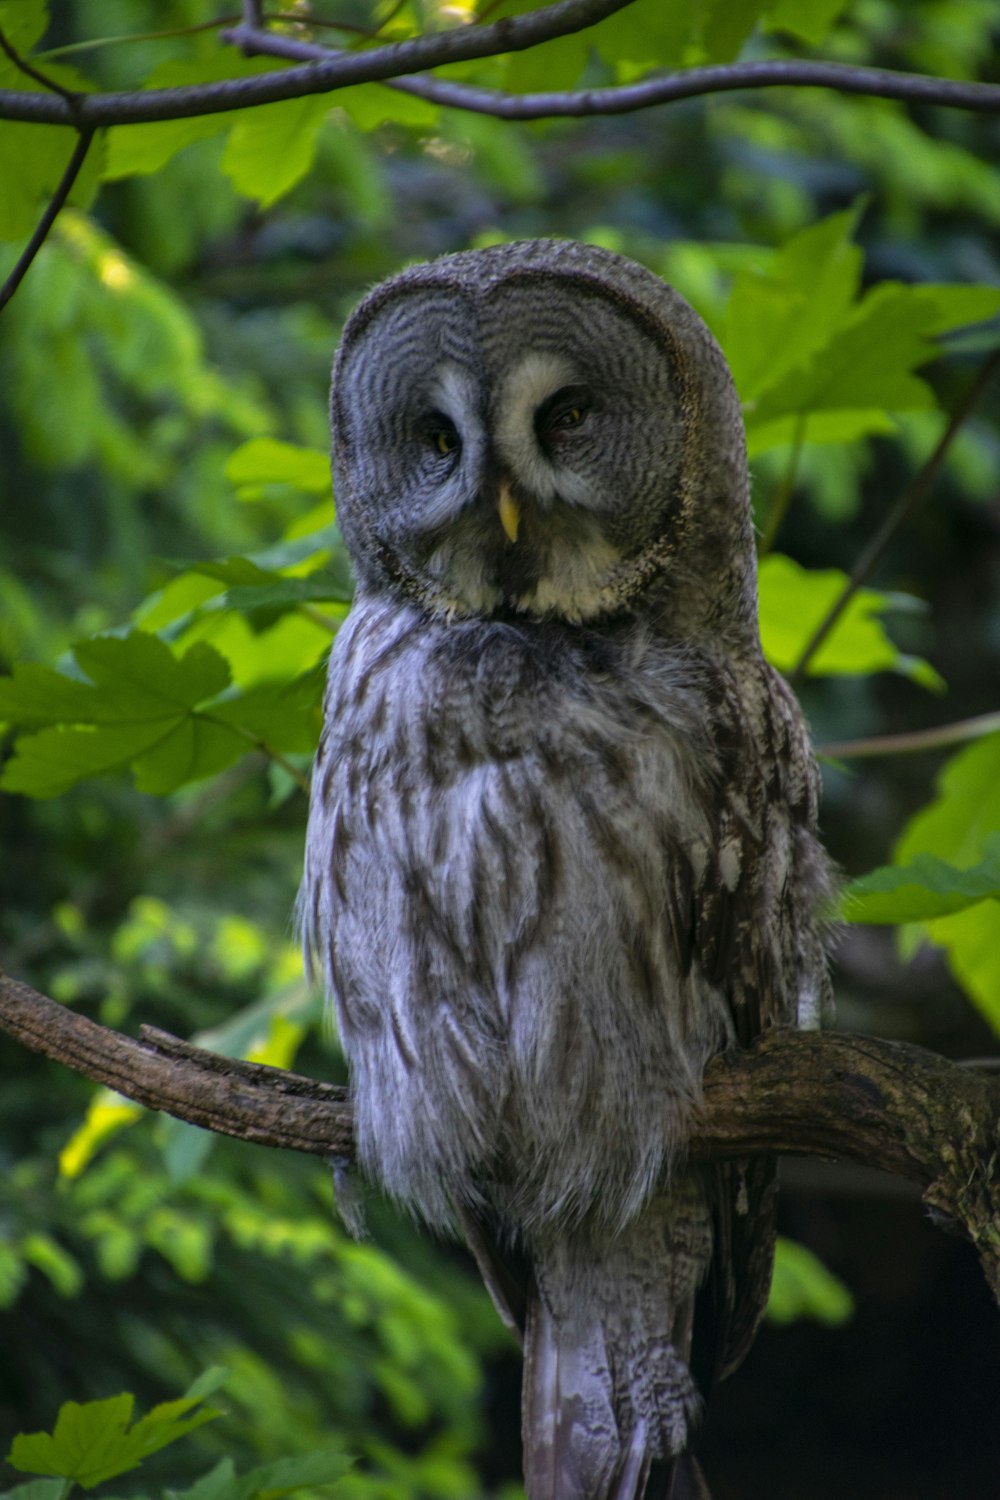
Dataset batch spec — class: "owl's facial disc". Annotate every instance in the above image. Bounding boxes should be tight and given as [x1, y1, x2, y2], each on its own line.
[334, 275, 693, 623]
[409, 349, 634, 621]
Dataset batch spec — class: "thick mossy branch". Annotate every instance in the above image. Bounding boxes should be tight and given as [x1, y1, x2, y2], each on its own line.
[1, 968, 998, 1297]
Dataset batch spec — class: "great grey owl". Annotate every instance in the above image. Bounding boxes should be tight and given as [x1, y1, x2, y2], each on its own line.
[299, 239, 831, 1500]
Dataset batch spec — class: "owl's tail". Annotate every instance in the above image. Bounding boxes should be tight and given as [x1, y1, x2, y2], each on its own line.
[521, 1188, 712, 1500]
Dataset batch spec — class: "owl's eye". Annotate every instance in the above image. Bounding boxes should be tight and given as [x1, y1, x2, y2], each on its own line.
[535, 385, 592, 439]
[422, 412, 461, 459]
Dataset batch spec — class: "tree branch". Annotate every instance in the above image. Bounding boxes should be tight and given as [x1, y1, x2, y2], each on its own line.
[0, 0, 634, 125]
[820, 710, 1000, 760]
[791, 345, 1000, 682]
[2, 968, 998, 1299]
[2, 16, 1000, 127]
[0, 128, 94, 313]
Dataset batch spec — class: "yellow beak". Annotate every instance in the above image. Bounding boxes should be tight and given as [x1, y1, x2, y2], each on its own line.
[498, 484, 520, 544]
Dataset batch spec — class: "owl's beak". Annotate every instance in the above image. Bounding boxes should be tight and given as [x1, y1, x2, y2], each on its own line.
[498, 483, 520, 544]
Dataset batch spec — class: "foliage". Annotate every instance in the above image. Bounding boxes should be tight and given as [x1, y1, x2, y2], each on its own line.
[767, 1238, 855, 1327]
[1, 1373, 352, 1498]
[1, 1, 999, 1497]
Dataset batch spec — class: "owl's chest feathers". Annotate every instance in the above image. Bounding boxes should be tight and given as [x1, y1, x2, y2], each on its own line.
[308, 600, 817, 1227]
[329, 599, 716, 830]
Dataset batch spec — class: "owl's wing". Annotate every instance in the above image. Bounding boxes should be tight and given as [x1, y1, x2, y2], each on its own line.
[688, 668, 829, 1387]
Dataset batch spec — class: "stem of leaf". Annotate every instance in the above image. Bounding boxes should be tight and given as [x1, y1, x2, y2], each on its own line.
[758, 411, 807, 556]
[820, 710, 1000, 760]
[299, 603, 342, 634]
[0, 128, 94, 315]
[229, 726, 312, 792]
[790, 344, 1000, 684]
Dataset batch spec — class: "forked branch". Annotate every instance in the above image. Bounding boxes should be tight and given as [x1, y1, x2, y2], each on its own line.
[2, 968, 998, 1300]
[1, 0, 1000, 126]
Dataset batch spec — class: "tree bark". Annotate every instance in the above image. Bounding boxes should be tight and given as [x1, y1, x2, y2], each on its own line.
[1, 967, 998, 1298]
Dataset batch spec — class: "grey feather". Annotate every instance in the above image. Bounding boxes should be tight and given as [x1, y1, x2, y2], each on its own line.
[299, 240, 833, 1498]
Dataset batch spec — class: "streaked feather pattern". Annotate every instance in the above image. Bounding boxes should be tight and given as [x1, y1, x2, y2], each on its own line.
[300, 240, 832, 1498]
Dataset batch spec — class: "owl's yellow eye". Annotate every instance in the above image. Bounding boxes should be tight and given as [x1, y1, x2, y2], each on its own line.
[535, 385, 592, 440]
[555, 406, 583, 428]
[423, 412, 460, 458]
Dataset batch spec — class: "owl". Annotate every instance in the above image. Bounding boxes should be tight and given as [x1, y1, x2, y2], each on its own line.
[299, 239, 832, 1500]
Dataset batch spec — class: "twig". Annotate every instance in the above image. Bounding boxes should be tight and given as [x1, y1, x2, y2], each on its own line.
[0, 129, 94, 315]
[4, 30, 1000, 127]
[1, 968, 998, 1298]
[791, 345, 1000, 682]
[758, 411, 807, 556]
[0, 20, 80, 103]
[821, 711, 1000, 761]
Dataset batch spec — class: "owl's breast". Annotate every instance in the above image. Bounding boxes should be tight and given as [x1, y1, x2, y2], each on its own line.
[302, 595, 735, 1230]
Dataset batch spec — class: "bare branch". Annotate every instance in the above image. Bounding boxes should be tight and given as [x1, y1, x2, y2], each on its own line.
[821, 710, 1000, 761]
[231, 30, 1000, 121]
[0, 20, 82, 105]
[2, 968, 998, 1299]
[0, 129, 94, 314]
[792, 345, 1000, 683]
[0, 969, 353, 1157]
[0, 0, 634, 126]
[2, 4, 1000, 129]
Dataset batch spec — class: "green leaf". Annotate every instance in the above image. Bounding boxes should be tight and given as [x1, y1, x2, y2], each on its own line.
[222, 96, 331, 209]
[337, 84, 438, 131]
[221, 576, 353, 611]
[762, 0, 851, 45]
[767, 1238, 854, 1326]
[726, 209, 1000, 451]
[897, 732, 1000, 870]
[209, 676, 322, 755]
[752, 281, 1000, 426]
[7, 1373, 224, 1490]
[225, 439, 331, 497]
[758, 554, 942, 687]
[164, 1443, 351, 1500]
[889, 733, 1000, 1032]
[922, 902, 1000, 1034]
[0, 1480, 68, 1500]
[724, 206, 865, 405]
[0, 634, 245, 797]
[166, 1457, 241, 1500]
[2, 722, 190, 798]
[0, 634, 230, 726]
[842, 841, 1000, 923]
[233, 1444, 353, 1494]
[131, 715, 248, 796]
[103, 57, 279, 181]
[0, 3, 96, 238]
[19, 1233, 83, 1297]
[591, 0, 765, 72]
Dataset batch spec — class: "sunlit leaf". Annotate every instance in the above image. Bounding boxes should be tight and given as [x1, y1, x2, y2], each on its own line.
[724, 206, 865, 404]
[103, 57, 280, 181]
[222, 96, 331, 208]
[842, 841, 1000, 923]
[763, 0, 852, 45]
[0, 634, 242, 796]
[0, 2, 96, 237]
[7, 1372, 224, 1489]
[60, 1094, 144, 1181]
[758, 554, 941, 687]
[225, 439, 332, 497]
[889, 734, 1000, 1031]
[767, 1237, 854, 1325]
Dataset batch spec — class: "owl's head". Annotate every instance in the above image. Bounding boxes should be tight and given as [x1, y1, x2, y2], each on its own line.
[331, 240, 755, 639]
